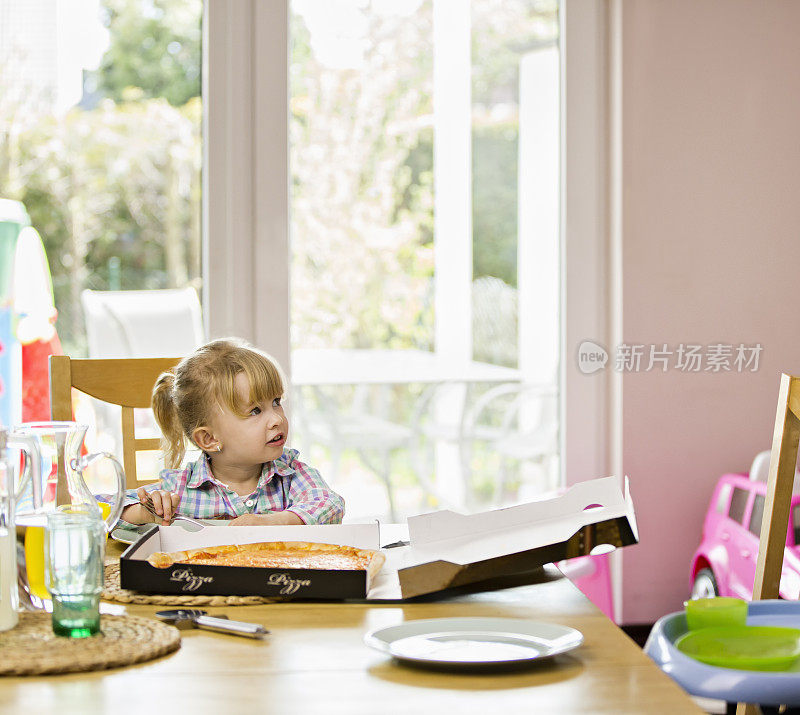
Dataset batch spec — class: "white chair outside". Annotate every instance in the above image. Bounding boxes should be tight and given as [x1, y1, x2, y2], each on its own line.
[81, 287, 204, 358]
[459, 382, 559, 510]
[472, 276, 518, 367]
[291, 383, 412, 522]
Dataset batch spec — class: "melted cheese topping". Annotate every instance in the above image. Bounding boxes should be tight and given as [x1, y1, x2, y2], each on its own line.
[180, 549, 370, 571]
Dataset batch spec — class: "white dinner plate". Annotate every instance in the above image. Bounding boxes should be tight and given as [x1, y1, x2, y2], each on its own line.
[365, 617, 583, 668]
[110, 524, 154, 544]
[110, 519, 220, 543]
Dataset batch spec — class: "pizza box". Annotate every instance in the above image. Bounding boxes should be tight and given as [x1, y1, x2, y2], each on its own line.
[119, 523, 383, 599]
[119, 476, 637, 601]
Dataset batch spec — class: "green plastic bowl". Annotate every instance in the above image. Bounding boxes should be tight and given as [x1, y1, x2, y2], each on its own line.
[675, 625, 800, 671]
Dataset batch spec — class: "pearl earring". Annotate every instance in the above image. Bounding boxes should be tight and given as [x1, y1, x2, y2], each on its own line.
[215, 444, 222, 452]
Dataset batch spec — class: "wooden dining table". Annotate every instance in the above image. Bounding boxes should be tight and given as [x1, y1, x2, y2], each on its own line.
[0, 542, 701, 714]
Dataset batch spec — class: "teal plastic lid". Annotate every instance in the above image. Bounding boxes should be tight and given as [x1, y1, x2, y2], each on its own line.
[676, 625, 800, 671]
[684, 597, 747, 630]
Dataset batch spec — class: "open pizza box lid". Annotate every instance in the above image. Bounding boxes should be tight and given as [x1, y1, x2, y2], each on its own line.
[376, 475, 637, 599]
[120, 476, 637, 601]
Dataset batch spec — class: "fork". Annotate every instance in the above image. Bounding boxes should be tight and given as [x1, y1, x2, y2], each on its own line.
[140, 492, 206, 531]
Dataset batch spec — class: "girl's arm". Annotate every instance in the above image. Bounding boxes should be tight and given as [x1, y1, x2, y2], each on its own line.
[280, 454, 345, 525]
[228, 512, 303, 526]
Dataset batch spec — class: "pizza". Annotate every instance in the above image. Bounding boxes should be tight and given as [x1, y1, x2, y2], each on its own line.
[146, 541, 385, 580]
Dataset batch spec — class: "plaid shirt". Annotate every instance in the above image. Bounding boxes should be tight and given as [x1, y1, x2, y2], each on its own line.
[114, 449, 344, 525]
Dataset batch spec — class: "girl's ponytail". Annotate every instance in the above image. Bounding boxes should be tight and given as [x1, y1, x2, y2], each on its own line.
[152, 370, 186, 468]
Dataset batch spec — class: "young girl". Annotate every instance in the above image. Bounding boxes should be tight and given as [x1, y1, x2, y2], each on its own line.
[118, 338, 344, 526]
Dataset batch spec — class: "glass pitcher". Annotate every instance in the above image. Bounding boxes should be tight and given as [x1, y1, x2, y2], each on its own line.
[14, 422, 125, 532]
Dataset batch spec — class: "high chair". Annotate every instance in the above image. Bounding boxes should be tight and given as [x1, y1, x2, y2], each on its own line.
[735, 373, 800, 715]
[645, 373, 800, 715]
[49, 355, 181, 489]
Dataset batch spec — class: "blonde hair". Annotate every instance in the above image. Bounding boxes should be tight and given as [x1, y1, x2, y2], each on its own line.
[152, 338, 285, 468]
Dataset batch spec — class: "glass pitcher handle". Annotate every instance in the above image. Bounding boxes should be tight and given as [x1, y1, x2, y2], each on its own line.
[76, 452, 126, 532]
[7, 435, 41, 512]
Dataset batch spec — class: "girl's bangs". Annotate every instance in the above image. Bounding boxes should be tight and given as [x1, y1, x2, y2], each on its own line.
[228, 351, 284, 416]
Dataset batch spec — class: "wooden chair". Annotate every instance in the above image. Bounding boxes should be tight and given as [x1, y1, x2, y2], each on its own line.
[49, 355, 181, 490]
[737, 373, 800, 715]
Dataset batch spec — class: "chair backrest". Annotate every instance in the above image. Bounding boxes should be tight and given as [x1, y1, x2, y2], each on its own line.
[50, 355, 181, 489]
[81, 288, 204, 358]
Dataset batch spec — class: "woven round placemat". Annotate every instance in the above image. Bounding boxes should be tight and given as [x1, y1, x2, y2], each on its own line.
[102, 563, 279, 606]
[0, 612, 180, 676]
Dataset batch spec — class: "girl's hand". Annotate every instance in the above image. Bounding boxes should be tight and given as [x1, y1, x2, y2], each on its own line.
[137, 487, 180, 524]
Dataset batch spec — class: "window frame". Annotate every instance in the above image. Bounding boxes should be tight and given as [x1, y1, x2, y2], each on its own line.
[203, 0, 612, 566]
[203, 0, 290, 371]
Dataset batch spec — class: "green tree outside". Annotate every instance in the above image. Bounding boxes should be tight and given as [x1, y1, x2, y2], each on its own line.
[92, 0, 202, 107]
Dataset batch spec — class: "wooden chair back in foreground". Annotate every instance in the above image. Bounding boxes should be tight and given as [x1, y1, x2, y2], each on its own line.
[49, 355, 181, 490]
[737, 373, 800, 715]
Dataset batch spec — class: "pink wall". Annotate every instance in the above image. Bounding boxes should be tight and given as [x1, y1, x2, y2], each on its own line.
[619, 0, 800, 623]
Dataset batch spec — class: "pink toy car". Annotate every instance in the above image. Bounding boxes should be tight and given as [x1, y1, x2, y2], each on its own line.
[690, 462, 800, 600]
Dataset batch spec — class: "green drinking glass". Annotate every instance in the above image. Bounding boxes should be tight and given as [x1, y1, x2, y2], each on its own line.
[44, 506, 105, 638]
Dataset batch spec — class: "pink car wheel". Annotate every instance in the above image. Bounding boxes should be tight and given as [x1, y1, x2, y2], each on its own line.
[691, 568, 719, 599]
